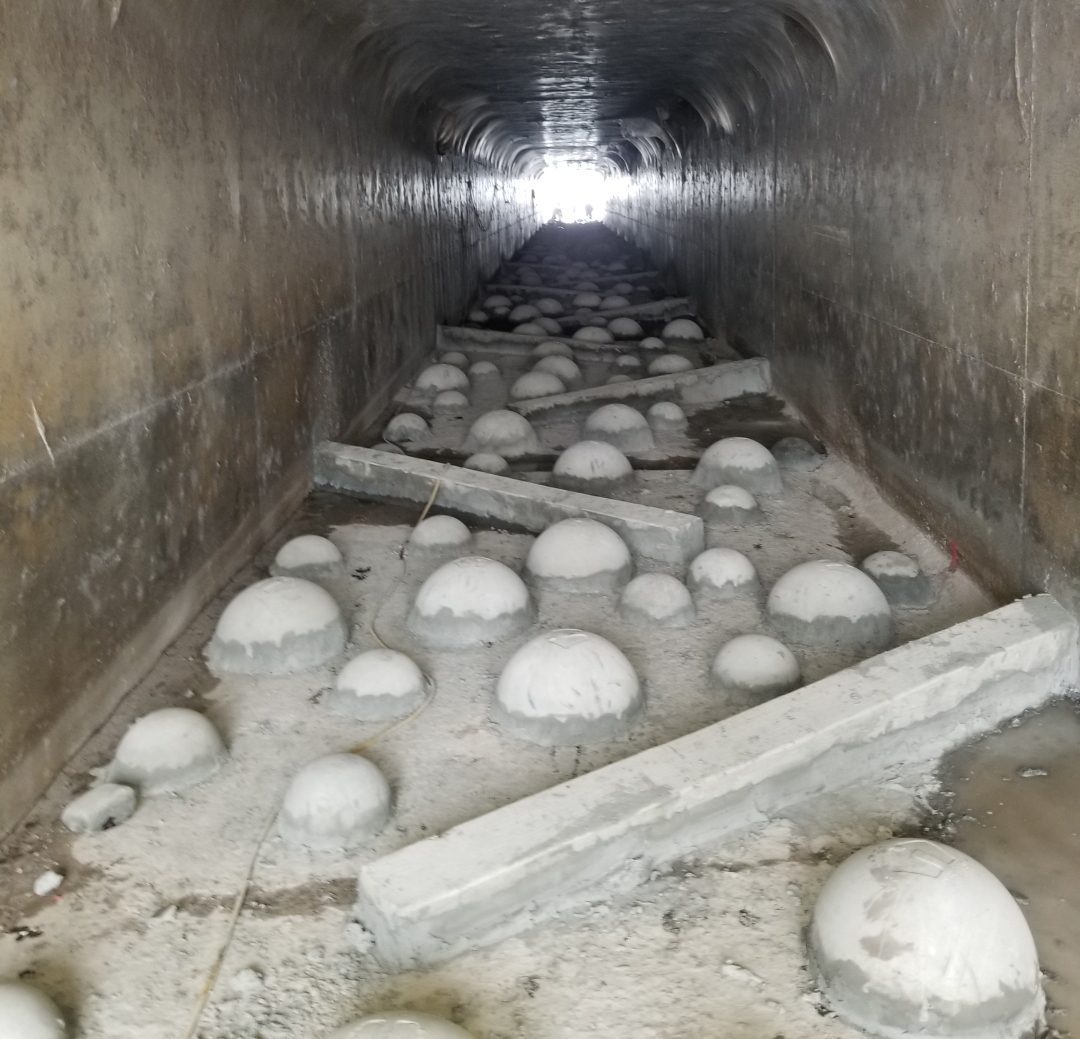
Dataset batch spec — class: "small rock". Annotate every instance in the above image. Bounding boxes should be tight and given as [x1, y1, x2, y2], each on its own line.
[228, 967, 264, 994]
[32, 870, 64, 897]
[61, 783, 137, 833]
[1018, 767, 1049, 778]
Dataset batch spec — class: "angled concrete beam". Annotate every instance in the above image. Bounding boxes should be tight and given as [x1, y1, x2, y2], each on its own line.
[354, 595, 1079, 970]
[507, 359, 773, 416]
[315, 443, 705, 565]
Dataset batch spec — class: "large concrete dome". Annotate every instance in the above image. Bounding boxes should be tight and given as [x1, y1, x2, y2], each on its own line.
[494, 629, 643, 745]
[810, 839, 1044, 1039]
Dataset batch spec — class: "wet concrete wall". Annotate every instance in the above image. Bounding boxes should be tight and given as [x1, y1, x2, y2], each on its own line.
[609, 0, 1080, 616]
[0, 1, 533, 833]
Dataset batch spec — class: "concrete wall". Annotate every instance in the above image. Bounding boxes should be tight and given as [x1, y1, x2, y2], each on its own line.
[0, 1, 533, 834]
[608, 0, 1080, 614]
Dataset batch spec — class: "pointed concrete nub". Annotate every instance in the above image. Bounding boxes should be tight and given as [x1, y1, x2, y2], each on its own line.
[810, 839, 1045, 1039]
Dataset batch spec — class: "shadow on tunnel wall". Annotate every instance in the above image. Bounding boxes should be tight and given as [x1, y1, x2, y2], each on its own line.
[0, 1, 536, 835]
[609, 0, 1080, 619]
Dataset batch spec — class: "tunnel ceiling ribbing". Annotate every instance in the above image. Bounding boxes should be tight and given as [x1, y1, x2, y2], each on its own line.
[292, 0, 943, 174]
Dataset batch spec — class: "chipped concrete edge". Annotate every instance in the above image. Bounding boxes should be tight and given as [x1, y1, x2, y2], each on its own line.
[314, 443, 704, 565]
[353, 595, 1079, 970]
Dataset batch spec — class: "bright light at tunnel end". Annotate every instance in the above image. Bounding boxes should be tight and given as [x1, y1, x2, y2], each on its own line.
[535, 165, 610, 223]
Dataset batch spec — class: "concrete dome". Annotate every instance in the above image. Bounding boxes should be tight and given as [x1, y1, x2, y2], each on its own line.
[573, 325, 615, 344]
[415, 363, 470, 396]
[613, 354, 642, 372]
[466, 309, 489, 324]
[432, 389, 469, 414]
[647, 401, 688, 431]
[270, 535, 344, 580]
[535, 316, 563, 335]
[639, 336, 665, 351]
[552, 440, 634, 495]
[513, 322, 546, 336]
[509, 371, 566, 400]
[711, 634, 800, 702]
[861, 551, 935, 608]
[483, 294, 512, 310]
[326, 1012, 476, 1038]
[606, 374, 633, 384]
[0, 982, 67, 1039]
[612, 281, 635, 294]
[584, 314, 609, 327]
[468, 360, 501, 381]
[661, 318, 704, 340]
[647, 353, 695, 375]
[691, 437, 783, 495]
[810, 839, 1044, 1039]
[410, 514, 472, 551]
[583, 404, 656, 452]
[575, 280, 600, 292]
[573, 292, 602, 308]
[533, 354, 582, 389]
[608, 317, 644, 339]
[518, 269, 543, 286]
[206, 577, 347, 674]
[533, 340, 574, 359]
[494, 629, 643, 745]
[384, 412, 429, 445]
[440, 351, 469, 368]
[699, 484, 760, 524]
[462, 410, 541, 457]
[599, 294, 630, 310]
[108, 708, 227, 795]
[329, 649, 429, 720]
[464, 452, 510, 474]
[526, 517, 633, 593]
[509, 303, 540, 323]
[277, 754, 391, 850]
[618, 573, 695, 627]
[687, 548, 758, 598]
[767, 559, 893, 654]
[408, 556, 534, 647]
[535, 297, 565, 316]
[771, 435, 824, 471]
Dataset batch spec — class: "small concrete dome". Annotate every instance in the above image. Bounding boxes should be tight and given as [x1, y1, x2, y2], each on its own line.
[467, 360, 501, 382]
[552, 441, 634, 495]
[583, 404, 656, 453]
[483, 294, 512, 309]
[518, 269, 543, 286]
[573, 292, 603, 307]
[462, 410, 541, 457]
[108, 708, 227, 795]
[525, 518, 632, 594]
[606, 374, 633, 384]
[440, 351, 469, 369]
[328, 649, 429, 721]
[647, 401, 688, 432]
[662, 318, 705, 340]
[408, 556, 534, 648]
[409, 515, 472, 552]
[495, 629, 643, 745]
[491, 306, 510, 318]
[206, 577, 347, 674]
[509, 371, 566, 400]
[384, 412, 428, 445]
[513, 322, 546, 336]
[619, 573, 695, 627]
[608, 317, 644, 339]
[770, 435, 823, 471]
[640, 336, 665, 351]
[711, 634, 800, 702]
[614, 354, 642, 372]
[861, 551, 935, 608]
[533, 340, 574, 359]
[612, 281, 635, 295]
[691, 437, 783, 495]
[432, 390, 469, 414]
[585, 315, 609, 327]
[271, 535, 343, 580]
[767, 560, 894, 654]
[699, 485, 761, 525]
[464, 452, 510, 474]
[609, 260, 628, 272]
[326, 1012, 477, 1038]
[509, 303, 540, 323]
[0, 982, 67, 1039]
[810, 839, 1044, 1039]
[535, 297, 565, 316]
[687, 548, 758, 598]
[533, 355, 582, 389]
[647, 353, 695, 375]
[573, 325, 615, 344]
[278, 754, 391, 850]
[599, 295, 630, 310]
[415, 364, 470, 396]
[535, 316, 563, 335]
[466, 309, 488, 324]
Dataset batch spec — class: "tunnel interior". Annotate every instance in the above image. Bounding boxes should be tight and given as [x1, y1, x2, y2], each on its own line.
[2, 0, 1080, 1035]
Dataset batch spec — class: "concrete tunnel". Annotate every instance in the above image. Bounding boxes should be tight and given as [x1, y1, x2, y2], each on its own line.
[2, 0, 1080, 1036]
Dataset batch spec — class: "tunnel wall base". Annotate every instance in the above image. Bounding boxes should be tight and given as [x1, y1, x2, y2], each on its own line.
[0, 1, 535, 836]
